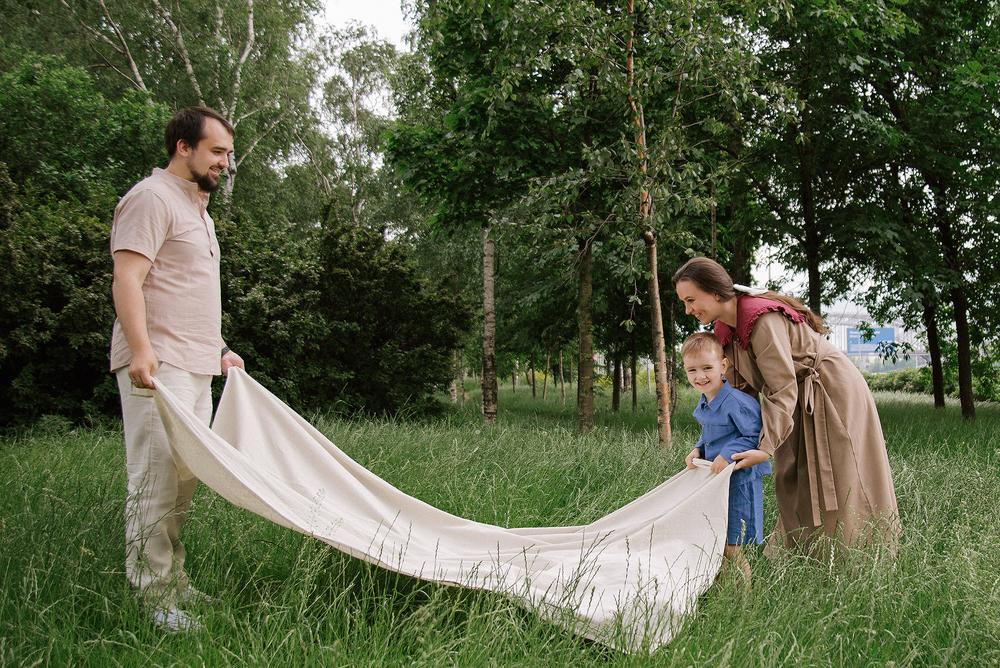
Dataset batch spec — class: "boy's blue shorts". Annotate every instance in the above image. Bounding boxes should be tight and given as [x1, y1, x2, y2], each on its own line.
[727, 476, 765, 545]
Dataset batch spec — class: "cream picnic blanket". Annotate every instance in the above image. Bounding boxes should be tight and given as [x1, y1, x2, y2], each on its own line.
[153, 368, 732, 652]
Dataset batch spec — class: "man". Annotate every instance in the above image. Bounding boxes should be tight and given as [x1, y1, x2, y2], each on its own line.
[110, 106, 244, 632]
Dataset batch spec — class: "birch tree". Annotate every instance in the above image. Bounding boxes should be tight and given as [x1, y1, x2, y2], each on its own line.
[52, 0, 319, 208]
[317, 26, 397, 228]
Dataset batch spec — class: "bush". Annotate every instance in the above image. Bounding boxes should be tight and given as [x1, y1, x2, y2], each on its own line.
[217, 210, 471, 415]
[0, 184, 122, 424]
[863, 366, 1000, 403]
[864, 368, 931, 394]
[0, 52, 165, 200]
[0, 53, 167, 426]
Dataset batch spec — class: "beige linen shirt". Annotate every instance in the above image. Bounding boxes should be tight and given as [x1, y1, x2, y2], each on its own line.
[109, 168, 224, 375]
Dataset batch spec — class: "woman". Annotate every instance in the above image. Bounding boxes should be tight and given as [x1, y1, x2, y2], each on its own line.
[673, 257, 900, 552]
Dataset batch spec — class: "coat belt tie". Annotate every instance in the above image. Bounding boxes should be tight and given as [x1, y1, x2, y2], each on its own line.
[798, 352, 840, 526]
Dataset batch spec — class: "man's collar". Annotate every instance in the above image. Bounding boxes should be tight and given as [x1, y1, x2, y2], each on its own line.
[152, 167, 210, 206]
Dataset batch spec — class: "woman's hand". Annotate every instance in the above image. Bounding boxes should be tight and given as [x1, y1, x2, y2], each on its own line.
[685, 448, 700, 469]
[732, 449, 770, 470]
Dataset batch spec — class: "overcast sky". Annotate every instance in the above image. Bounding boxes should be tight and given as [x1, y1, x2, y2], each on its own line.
[323, 0, 411, 48]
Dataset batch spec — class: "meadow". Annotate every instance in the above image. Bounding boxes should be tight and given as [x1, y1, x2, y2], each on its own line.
[1, 383, 998, 666]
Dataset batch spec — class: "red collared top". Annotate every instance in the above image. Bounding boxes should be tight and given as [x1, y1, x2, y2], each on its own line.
[713, 296, 805, 350]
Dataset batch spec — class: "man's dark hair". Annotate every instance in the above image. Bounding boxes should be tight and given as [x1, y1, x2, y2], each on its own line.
[165, 106, 234, 158]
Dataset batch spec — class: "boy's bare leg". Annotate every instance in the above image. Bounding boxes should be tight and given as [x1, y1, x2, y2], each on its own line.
[722, 544, 752, 585]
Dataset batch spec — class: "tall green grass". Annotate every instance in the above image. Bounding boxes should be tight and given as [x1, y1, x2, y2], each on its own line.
[1, 385, 997, 665]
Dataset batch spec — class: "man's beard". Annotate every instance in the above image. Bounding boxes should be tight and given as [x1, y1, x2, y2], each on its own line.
[190, 165, 222, 192]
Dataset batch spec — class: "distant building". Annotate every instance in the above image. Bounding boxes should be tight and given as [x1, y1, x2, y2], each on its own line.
[752, 252, 929, 373]
[824, 303, 926, 372]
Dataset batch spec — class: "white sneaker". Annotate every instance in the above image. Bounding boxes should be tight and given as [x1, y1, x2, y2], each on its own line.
[177, 586, 217, 606]
[150, 606, 203, 633]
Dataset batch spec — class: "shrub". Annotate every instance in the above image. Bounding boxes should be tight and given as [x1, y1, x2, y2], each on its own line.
[0, 185, 121, 424]
[863, 366, 999, 402]
[217, 211, 472, 415]
[0, 53, 167, 426]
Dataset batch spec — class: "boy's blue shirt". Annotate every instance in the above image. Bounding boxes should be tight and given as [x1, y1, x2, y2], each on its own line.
[693, 380, 772, 482]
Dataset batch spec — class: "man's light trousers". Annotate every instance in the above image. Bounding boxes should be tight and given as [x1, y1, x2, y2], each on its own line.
[116, 363, 212, 603]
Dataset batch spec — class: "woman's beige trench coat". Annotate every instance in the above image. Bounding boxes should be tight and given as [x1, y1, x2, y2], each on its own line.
[722, 311, 901, 550]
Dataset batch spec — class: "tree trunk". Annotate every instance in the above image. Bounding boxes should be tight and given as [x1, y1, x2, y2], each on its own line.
[921, 294, 945, 408]
[730, 233, 754, 286]
[804, 230, 822, 316]
[630, 330, 638, 414]
[559, 348, 566, 405]
[612, 356, 622, 412]
[481, 225, 498, 423]
[725, 113, 754, 285]
[542, 351, 550, 400]
[798, 147, 823, 315]
[931, 198, 975, 418]
[667, 297, 678, 414]
[951, 285, 975, 418]
[512, 365, 517, 393]
[628, 0, 670, 447]
[451, 349, 465, 405]
[710, 181, 717, 259]
[577, 239, 595, 434]
[644, 231, 672, 448]
[529, 353, 536, 398]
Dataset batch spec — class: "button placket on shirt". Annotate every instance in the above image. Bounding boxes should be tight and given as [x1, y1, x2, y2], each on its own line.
[174, 181, 216, 259]
[196, 196, 216, 258]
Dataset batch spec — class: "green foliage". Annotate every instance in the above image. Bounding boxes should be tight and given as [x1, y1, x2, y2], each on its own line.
[215, 212, 328, 404]
[0, 53, 168, 425]
[865, 364, 1000, 404]
[0, 189, 119, 424]
[318, 222, 472, 413]
[1, 0, 324, 214]
[0, 52, 471, 425]
[0, 51, 166, 200]
[864, 367, 942, 396]
[218, 210, 472, 416]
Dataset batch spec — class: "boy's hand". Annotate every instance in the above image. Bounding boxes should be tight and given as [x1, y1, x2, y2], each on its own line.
[711, 455, 729, 474]
[685, 448, 700, 469]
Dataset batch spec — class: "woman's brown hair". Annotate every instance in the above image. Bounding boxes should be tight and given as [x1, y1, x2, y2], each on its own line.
[671, 257, 827, 334]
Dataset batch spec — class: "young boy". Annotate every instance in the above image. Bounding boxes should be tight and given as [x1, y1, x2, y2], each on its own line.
[681, 332, 770, 580]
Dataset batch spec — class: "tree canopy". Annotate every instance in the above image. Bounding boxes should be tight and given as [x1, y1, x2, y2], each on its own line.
[0, 0, 997, 426]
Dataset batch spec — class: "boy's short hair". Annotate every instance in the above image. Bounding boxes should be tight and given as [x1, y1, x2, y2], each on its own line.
[681, 332, 724, 360]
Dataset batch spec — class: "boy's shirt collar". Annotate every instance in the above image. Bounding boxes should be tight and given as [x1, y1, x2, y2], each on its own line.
[698, 379, 733, 411]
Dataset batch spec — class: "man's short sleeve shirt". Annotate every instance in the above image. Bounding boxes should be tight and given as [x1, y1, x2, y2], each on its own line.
[109, 168, 223, 375]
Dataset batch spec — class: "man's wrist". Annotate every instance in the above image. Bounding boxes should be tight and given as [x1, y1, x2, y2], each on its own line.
[221, 345, 230, 358]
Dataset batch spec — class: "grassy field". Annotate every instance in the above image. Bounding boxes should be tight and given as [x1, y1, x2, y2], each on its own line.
[1, 382, 998, 666]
